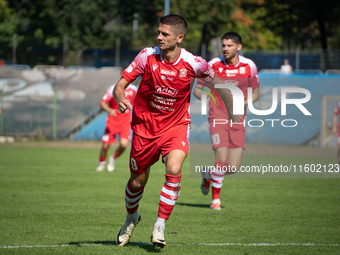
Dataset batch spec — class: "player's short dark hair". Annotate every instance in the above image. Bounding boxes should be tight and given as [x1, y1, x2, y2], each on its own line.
[222, 32, 242, 44]
[160, 14, 188, 35]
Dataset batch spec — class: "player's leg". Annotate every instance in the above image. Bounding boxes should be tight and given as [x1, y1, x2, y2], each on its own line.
[117, 169, 150, 246]
[151, 124, 188, 248]
[151, 149, 186, 248]
[117, 134, 159, 246]
[97, 127, 116, 171]
[201, 121, 229, 196]
[227, 147, 243, 173]
[108, 138, 129, 172]
[96, 142, 110, 171]
[210, 147, 229, 210]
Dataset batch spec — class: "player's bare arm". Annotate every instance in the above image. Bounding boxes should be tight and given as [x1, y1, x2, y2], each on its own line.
[100, 101, 117, 116]
[113, 77, 132, 113]
[203, 72, 242, 122]
[244, 87, 260, 108]
[193, 83, 205, 100]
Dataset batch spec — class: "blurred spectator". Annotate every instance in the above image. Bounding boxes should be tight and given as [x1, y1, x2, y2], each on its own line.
[280, 59, 293, 74]
[0, 60, 5, 66]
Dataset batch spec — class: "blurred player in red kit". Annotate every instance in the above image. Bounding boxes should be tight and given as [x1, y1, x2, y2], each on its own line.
[194, 32, 260, 210]
[332, 101, 340, 164]
[113, 14, 239, 248]
[96, 83, 137, 172]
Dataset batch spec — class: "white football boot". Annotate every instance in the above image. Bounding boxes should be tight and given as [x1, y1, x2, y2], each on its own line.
[107, 156, 115, 172]
[96, 164, 105, 172]
[151, 225, 166, 248]
[116, 213, 141, 246]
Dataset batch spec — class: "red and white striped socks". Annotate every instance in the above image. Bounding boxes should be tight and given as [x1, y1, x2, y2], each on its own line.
[211, 161, 227, 203]
[155, 174, 181, 230]
[125, 180, 144, 222]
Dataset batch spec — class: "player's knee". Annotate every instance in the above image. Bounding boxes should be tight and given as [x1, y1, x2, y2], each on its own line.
[166, 163, 182, 175]
[102, 143, 110, 150]
[130, 178, 145, 190]
[120, 139, 129, 149]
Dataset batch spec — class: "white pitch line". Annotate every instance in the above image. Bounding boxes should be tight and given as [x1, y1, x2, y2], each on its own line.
[1, 243, 339, 249]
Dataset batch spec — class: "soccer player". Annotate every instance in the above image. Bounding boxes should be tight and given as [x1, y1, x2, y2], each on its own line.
[332, 101, 340, 164]
[113, 14, 239, 248]
[194, 32, 260, 210]
[95, 83, 137, 172]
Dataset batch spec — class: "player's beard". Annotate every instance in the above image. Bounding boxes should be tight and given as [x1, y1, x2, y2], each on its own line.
[224, 51, 238, 62]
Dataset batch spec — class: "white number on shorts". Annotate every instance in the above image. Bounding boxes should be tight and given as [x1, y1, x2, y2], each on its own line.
[211, 133, 220, 145]
[131, 158, 138, 171]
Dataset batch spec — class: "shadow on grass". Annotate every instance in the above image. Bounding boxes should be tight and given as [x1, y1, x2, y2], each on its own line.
[68, 241, 163, 253]
[176, 202, 211, 208]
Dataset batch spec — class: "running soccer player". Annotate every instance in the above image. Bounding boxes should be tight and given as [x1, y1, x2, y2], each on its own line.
[194, 32, 260, 210]
[96, 83, 137, 172]
[113, 15, 239, 248]
[332, 101, 340, 164]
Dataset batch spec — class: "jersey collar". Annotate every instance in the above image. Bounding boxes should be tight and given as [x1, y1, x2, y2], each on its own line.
[160, 48, 182, 65]
[223, 55, 240, 68]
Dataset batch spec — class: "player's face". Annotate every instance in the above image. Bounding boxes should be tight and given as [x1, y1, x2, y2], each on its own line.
[157, 23, 183, 51]
[222, 39, 242, 62]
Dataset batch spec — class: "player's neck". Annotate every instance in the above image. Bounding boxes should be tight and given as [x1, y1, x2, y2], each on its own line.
[225, 55, 239, 66]
[162, 47, 181, 63]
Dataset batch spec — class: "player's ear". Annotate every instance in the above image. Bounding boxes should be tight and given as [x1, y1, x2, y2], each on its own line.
[177, 33, 185, 44]
[237, 43, 242, 51]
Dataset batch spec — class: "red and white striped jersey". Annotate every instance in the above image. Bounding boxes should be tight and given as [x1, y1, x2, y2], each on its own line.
[102, 84, 137, 127]
[122, 46, 213, 138]
[207, 55, 260, 120]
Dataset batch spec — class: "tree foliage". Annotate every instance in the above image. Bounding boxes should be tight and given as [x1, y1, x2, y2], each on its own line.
[248, 0, 340, 49]
[0, 0, 339, 66]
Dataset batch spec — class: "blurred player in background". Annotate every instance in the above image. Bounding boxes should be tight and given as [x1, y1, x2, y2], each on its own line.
[95, 83, 137, 172]
[280, 59, 293, 74]
[194, 32, 260, 210]
[332, 101, 340, 165]
[113, 14, 238, 248]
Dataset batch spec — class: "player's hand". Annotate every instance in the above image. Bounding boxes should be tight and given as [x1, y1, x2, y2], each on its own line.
[118, 98, 132, 113]
[332, 127, 337, 134]
[109, 109, 117, 116]
[232, 114, 243, 123]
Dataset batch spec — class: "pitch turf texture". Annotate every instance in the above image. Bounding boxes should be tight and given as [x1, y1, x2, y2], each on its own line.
[0, 142, 339, 254]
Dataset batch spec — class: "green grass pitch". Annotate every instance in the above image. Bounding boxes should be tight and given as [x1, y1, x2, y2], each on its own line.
[0, 142, 339, 254]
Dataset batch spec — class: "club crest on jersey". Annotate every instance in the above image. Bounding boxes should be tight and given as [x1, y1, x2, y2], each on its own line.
[179, 68, 187, 78]
[155, 85, 178, 97]
[225, 80, 239, 86]
[240, 67, 246, 74]
[219, 67, 223, 73]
